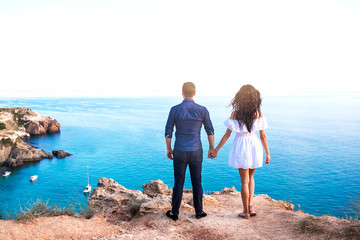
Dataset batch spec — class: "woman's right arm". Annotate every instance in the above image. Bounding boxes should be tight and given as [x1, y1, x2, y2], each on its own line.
[211, 128, 232, 158]
[259, 130, 271, 164]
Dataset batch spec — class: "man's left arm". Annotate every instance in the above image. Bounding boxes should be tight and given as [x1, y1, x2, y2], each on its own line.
[203, 108, 215, 158]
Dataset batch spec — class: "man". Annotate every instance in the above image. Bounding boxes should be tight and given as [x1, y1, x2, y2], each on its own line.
[165, 82, 215, 221]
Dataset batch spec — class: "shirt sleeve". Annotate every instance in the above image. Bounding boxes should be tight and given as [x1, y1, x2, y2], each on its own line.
[203, 107, 214, 135]
[224, 118, 240, 133]
[165, 107, 175, 138]
[254, 117, 268, 131]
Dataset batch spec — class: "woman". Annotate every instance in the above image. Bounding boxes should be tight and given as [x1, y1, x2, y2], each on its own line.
[211, 84, 271, 219]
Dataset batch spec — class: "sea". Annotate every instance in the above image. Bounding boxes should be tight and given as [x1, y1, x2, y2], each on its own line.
[0, 94, 359, 219]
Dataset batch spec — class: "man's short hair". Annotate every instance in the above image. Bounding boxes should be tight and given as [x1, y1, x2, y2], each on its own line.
[182, 82, 196, 97]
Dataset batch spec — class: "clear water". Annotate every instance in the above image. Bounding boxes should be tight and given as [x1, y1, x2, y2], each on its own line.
[0, 95, 359, 218]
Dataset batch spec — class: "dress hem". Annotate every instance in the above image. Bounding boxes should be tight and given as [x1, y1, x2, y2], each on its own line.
[228, 164, 263, 169]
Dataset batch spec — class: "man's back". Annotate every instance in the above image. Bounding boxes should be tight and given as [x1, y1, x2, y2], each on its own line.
[165, 98, 214, 152]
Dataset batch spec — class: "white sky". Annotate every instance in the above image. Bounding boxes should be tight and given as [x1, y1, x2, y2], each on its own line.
[0, 0, 359, 97]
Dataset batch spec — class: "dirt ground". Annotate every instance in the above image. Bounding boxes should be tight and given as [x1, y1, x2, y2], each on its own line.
[1, 193, 359, 240]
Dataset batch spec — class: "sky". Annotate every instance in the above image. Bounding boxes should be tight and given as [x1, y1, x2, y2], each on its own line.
[0, 0, 359, 97]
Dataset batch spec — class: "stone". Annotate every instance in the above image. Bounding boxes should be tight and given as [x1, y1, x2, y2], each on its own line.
[47, 152, 54, 159]
[212, 186, 239, 195]
[142, 180, 172, 197]
[139, 195, 172, 215]
[187, 195, 220, 207]
[88, 178, 151, 221]
[52, 150, 71, 158]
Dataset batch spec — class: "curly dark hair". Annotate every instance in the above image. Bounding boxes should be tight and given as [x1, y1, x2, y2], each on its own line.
[230, 84, 262, 132]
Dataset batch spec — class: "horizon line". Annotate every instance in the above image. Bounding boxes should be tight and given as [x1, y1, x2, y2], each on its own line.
[0, 90, 359, 99]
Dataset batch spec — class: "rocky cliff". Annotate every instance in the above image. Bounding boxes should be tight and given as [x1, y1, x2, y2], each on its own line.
[0, 178, 359, 240]
[86, 178, 359, 240]
[0, 107, 62, 167]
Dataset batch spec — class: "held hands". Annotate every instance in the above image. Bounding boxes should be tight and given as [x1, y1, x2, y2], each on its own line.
[167, 148, 174, 160]
[208, 148, 218, 159]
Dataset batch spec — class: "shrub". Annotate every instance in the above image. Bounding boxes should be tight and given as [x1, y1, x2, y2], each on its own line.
[81, 208, 97, 219]
[0, 138, 13, 146]
[350, 197, 360, 222]
[14, 199, 74, 222]
[0, 122, 6, 130]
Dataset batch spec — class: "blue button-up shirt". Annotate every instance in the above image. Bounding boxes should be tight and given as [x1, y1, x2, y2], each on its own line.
[165, 98, 214, 152]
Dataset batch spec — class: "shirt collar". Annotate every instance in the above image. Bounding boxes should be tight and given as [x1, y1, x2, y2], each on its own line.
[183, 98, 194, 102]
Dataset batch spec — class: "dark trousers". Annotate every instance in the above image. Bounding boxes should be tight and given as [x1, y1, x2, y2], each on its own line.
[171, 148, 203, 215]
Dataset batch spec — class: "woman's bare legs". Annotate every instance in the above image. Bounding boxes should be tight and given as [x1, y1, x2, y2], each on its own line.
[248, 168, 256, 215]
[238, 168, 250, 219]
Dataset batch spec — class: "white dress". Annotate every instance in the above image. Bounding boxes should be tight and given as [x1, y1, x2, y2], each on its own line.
[224, 117, 268, 169]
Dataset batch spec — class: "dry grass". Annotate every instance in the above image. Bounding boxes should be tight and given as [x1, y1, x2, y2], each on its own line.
[13, 199, 74, 222]
[350, 196, 360, 222]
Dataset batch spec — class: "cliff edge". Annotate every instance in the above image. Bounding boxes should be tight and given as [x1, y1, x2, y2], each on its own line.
[0, 178, 359, 240]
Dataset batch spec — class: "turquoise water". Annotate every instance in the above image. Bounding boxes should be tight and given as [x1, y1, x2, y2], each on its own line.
[0, 95, 359, 218]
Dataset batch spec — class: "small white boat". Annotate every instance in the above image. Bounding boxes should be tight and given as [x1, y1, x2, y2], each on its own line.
[83, 184, 92, 193]
[29, 175, 38, 181]
[83, 166, 91, 193]
[2, 171, 11, 177]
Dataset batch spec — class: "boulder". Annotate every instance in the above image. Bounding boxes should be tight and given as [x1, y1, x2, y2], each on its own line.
[212, 186, 239, 195]
[139, 195, 172, 215]
[88, 178, 150, 222]
[142, 180, 172, 197]
[47, 152, 54, 159]
[52, 150, 71, 158]
[188, 195, 220, 206]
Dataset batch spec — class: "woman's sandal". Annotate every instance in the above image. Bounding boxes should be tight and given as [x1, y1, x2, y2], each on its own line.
[249, 206, 257, 217]
[238, 212, 250, 219]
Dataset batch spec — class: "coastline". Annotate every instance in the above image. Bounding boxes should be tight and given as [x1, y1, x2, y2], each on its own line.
[0, 107, 70, 167]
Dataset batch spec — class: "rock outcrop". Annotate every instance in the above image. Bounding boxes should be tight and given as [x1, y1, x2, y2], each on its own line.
[0, 107, 60, 136]
[52, 150, 71, 158]
[88, 178, 151, 222]
[142, 179, 172, 197]
[89, 178, 237, 222]
[25, 119, 60, 135]
[0, 107, 65, 167]
[139, 195, 172, 215]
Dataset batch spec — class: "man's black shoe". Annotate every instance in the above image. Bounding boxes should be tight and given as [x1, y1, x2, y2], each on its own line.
[196, 211, 207, 219]
[166, 210, 178, 221]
